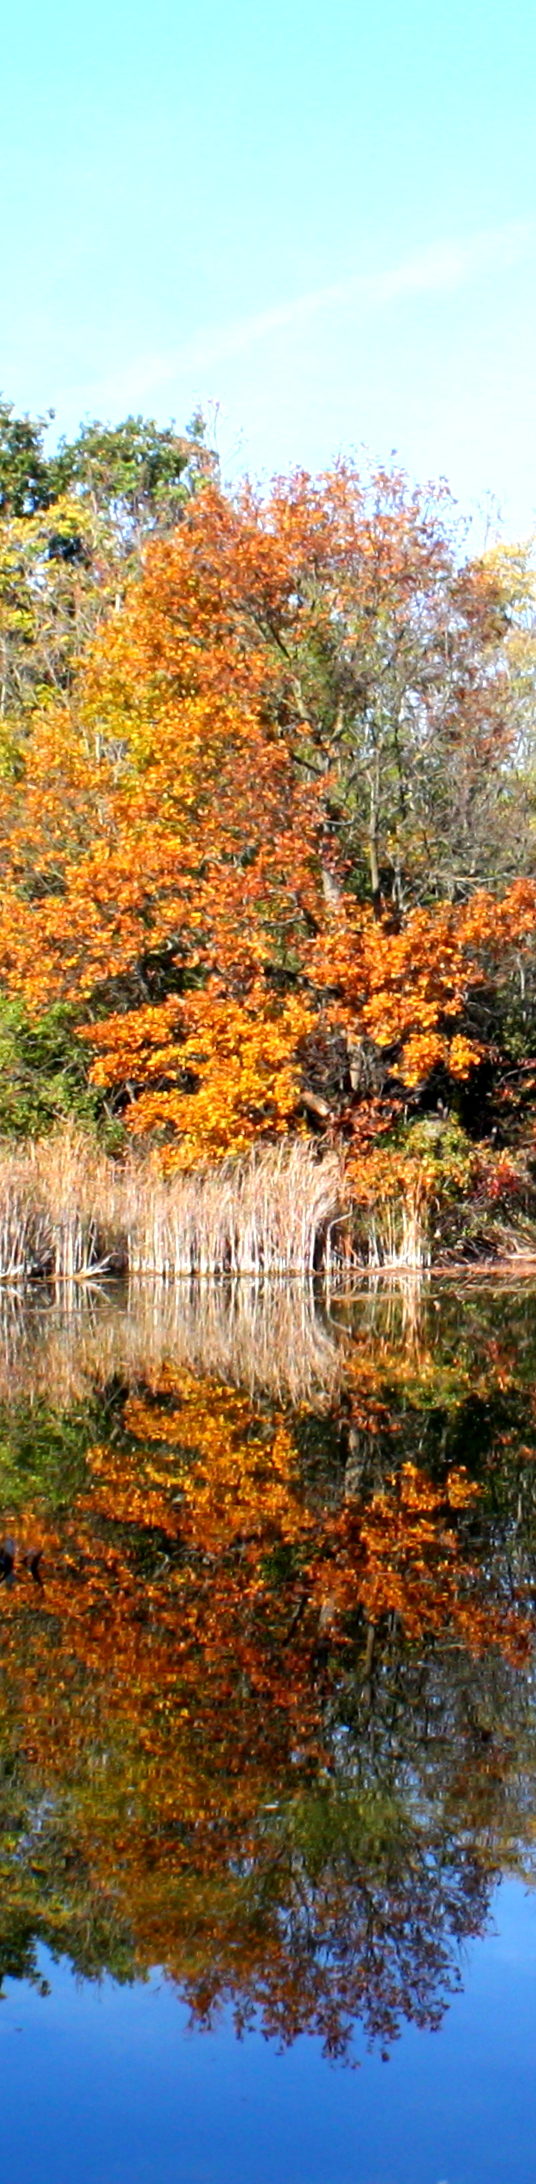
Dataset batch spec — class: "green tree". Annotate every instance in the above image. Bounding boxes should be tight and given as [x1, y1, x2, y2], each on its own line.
[0, 396, 54, 518]
[0, 403, 217, 741]
[50, 409, 215, 540]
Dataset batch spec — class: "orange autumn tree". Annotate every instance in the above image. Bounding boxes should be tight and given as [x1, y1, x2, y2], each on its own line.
[0, 567, 321, 1158]
[0, 463, 533, 1163]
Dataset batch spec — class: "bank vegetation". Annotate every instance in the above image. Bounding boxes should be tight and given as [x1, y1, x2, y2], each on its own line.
[0, 398, 536, 1269]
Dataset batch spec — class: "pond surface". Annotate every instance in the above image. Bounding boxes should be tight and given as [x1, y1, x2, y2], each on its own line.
[1, 1276, 536, 2180]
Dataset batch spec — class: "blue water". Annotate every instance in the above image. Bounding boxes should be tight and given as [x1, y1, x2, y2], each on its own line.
[1, 1880, 534, 2184]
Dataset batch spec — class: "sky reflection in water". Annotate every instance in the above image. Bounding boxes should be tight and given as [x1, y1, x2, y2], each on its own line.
[1, 1885, 535, 2184]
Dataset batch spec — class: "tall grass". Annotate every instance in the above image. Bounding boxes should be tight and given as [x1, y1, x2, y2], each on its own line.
[127, 1139, 342, 1280]
[0, 1126, 525, 1286]
[361, 1189, 432, 1271]
[0, 1132, 343, 1284]
[0, 1134, 125, 1282]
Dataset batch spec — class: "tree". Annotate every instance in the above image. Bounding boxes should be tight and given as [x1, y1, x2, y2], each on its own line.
[0, 402, 217, 740]
[112, 463, 519, 911]
[50, 410, 215, 540]
[0, 396, 54, 518]
[0, 464, 536, 1162]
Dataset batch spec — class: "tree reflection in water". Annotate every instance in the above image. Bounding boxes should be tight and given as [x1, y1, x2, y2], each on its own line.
[0, 1277, 536, 2059]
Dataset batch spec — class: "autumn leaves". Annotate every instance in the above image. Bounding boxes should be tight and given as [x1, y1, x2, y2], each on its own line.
[0, 462, 534, 1172]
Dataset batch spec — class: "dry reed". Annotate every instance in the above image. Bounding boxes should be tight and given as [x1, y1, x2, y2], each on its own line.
[0, 1132, 343, 1284]
[0, 1134, 125, 1283]
[354, 1187, 432, 1272]
[127, 1140, 342, 1280]
[0, 1129, 443, 1288]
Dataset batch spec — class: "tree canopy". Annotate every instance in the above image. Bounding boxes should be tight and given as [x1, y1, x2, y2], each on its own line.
[0, 421, 535, 1207]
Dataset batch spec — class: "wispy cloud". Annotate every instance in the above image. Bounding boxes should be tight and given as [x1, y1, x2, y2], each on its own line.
[160, 220, 534, 376]
[57, 221, 533, 416]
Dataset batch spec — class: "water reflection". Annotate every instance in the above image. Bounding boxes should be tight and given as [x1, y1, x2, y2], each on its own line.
[0, 1278, 536, 2059]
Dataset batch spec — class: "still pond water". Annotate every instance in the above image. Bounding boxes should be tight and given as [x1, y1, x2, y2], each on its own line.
[1, 1276, 536, 2182]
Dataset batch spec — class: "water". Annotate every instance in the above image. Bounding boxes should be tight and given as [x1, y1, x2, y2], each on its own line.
[1, 1276, 536, 2179]
[1, 1884, 535, 2183]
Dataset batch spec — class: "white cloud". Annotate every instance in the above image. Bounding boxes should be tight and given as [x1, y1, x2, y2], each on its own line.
[156, 220, 534, 374]
[55, 220, 533, 418]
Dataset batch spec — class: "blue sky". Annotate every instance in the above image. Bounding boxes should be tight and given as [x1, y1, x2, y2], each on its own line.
[2, 0, 535, 534]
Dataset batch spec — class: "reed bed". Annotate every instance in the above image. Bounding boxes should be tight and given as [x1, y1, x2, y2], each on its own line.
[0, 1132, 343, 1285]
[127, 1140, 342, 1280]
[0, 1128, 493, 1287]
[360, 1191, 432, 1272]
[0, 1135, 125, 1283]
